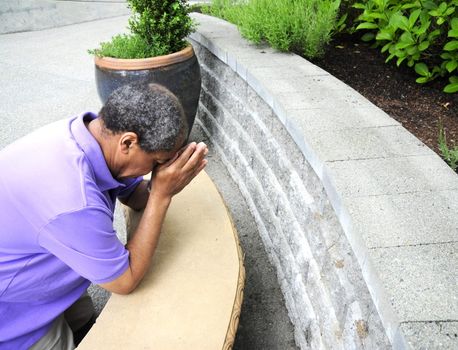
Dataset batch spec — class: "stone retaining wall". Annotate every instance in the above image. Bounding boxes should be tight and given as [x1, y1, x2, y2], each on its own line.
[190, 13, 458, 349]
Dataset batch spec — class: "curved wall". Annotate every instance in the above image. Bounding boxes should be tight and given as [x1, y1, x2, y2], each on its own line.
[190, 13, 458, 350]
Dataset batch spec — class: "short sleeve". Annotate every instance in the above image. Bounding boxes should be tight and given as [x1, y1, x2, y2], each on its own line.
[38, 206, 129, 284]
[117, 176, 143, 199]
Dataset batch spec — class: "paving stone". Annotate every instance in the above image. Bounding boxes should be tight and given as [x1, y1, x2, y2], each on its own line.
[328, 155, 458, 197]
[370, 243, 458, 321]
[346, 189, 458, 247]
[303, 125, 432, 162]
[285, 105, 400, 132]
[276, 88, 371, 111]
[400, 321, 458, 349]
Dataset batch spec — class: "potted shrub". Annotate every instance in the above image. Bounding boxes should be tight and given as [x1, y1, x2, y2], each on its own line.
[89, 0, 201, 132]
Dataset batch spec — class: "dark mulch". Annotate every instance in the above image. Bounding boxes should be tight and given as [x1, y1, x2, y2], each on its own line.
[311, 34, 458, 157]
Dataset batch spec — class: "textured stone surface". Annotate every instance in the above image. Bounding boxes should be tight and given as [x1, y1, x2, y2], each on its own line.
[190, 12, 458, 350]
[327, 155, 458, 197]
[193, 38, 391, 349]
[400, 321, 458, 349]
[284, 105, 400, 132]
[190, 125, 298, 350]
[304, 126, 432, 162]
[370, 243, 458, 321]
[346, 190, 458, 247]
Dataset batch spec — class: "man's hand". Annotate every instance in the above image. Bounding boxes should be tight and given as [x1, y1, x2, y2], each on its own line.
[100, 142, 207, 295]
[119, 142, 208, 211]
[150, 142, 208, 201]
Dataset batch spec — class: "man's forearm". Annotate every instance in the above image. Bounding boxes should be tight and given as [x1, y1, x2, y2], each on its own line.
[122, 180, 150, 211]
[124, 192, 171, 291]
[101, 142, 208, 295]
[101, 192, 171, 294]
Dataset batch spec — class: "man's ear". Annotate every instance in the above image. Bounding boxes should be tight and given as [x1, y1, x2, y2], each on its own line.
[119, 132, 139, 154]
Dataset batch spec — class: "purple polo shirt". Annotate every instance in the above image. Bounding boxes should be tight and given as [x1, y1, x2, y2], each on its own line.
[0, 113, 141, 349]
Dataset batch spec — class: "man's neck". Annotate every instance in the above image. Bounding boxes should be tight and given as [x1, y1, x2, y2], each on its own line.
[87, 119, 120, 178]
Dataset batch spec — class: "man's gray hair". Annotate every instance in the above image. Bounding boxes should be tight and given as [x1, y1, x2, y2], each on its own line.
[99, 83, 188, 152]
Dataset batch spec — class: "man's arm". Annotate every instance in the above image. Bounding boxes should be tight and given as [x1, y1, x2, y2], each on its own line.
[100, 142, 207, 295]
[118, 180, 149, 211]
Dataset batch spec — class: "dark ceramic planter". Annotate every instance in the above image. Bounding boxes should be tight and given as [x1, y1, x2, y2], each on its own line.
[94, 45, 201, 134]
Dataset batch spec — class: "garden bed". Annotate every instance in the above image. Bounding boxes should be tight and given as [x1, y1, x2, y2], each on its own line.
[312, 33, 458, 160]
[193, 0, 458, 171]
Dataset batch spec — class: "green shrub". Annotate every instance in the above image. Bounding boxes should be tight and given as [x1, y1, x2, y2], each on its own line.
[205, 0, 342, 59]
[439, 125, 458, 170]
[88, 34, 171, 59]
[89, 0, 195, 58]
[352, 0, 458, 93]
[335, 0, 361, 33]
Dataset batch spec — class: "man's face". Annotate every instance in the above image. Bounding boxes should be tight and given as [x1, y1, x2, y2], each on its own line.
[119, 146, 179, 179]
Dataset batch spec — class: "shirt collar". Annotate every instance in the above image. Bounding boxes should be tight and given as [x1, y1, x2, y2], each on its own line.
[70, 112, 125, 192]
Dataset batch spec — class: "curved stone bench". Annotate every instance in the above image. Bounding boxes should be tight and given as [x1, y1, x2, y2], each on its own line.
[78, 171, 245, 349]
[189, 13, 458, 349]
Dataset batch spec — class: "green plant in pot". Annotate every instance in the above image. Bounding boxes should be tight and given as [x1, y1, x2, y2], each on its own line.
[89, 0, 201, 132]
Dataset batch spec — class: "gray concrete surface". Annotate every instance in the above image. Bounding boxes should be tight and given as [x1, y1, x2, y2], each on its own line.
[0, 0, 130, 34]
[0, 0, 210, 34]
[0, 15, 297, 349]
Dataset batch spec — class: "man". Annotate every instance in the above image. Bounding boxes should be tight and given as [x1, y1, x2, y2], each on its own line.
[0, 83, 207, 349]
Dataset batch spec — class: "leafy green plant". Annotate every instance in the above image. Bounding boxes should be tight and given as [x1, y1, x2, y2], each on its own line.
[204, 0, 342, 59]
[352, 0, 458, 93]
[89, 0, 195, 58]
[438, 125, 458, 170]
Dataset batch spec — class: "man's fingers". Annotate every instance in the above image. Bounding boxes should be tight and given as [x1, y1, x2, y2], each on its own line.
[179, 159, 208, 191]
[182, 142, 207, 173]
[172, 142, 198, 168]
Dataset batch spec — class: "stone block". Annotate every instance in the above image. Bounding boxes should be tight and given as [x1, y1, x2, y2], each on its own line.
[294, 245, 311, 281]
[303, 125, 432, 162]
[202, 52, 247, 103]
[199, 87, 223, 121]
[284, 223, 310, 261]
[342, 301, 383, 349]
[285, 171, 315, 212]
[346, 190, 458, 247]
[276, 88, 371, 112]
[197, 104, 223, 144]
[319, 203, 344, 248]
[246, 69, 275, 109]
[201, 66, 224, 100]
[363, 302, 392, 349]
[370, 243, 458, 321]
[196, 47, 220, 73]
[291, 274, 315, 326]
[275, 237, 296, 283]
[304, 264, 343, 349]
[246, 85, 275, 130]
[329, 155, 458, 197]
[286, 105, 399, 133]
[400, 321, 458, 349]
[248, 66, 331, 95]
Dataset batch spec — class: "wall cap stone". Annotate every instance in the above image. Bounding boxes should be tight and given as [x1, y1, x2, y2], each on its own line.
[190, 12, 458, 349]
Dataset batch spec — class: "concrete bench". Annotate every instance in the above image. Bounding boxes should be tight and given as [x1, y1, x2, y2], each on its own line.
[78, 171, 245, 349]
